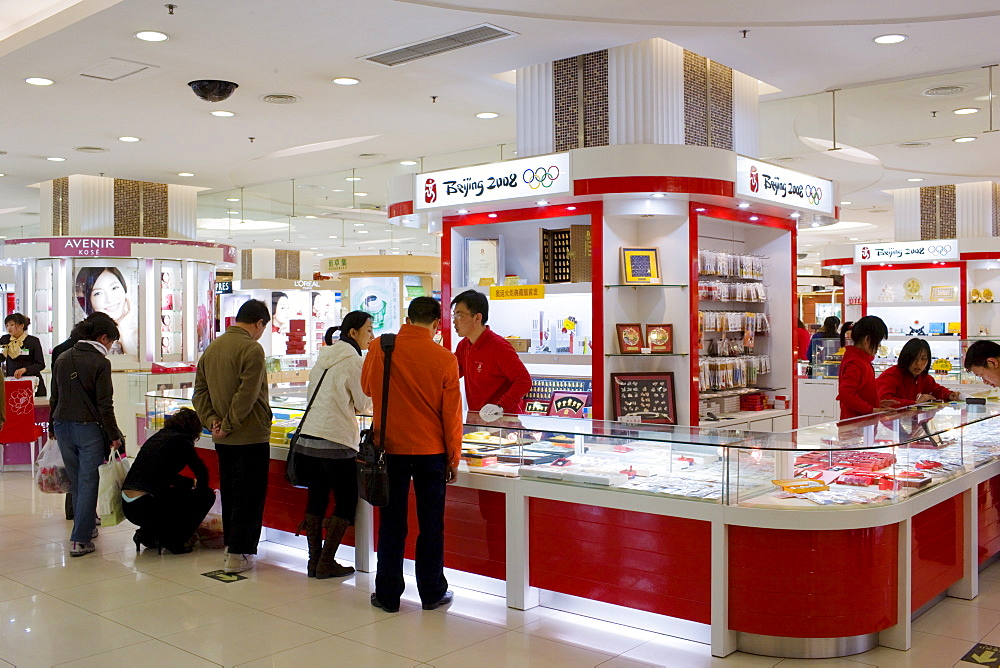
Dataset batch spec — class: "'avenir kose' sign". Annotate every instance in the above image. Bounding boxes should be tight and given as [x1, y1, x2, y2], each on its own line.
[415, 153, 571, 210]
[49, 238, 132, 257]
[735, 156, 835, 215]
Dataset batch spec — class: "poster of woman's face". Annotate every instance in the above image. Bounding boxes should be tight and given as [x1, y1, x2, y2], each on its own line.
[75, 262, 139, 356]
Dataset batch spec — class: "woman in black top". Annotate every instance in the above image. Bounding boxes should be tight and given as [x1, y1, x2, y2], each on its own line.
[1, 313, 46, 396]
[122, 408, 215, 554]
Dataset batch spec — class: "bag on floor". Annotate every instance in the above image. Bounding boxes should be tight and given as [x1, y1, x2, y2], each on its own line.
[96, 451, 130, 526]
[197, 490, 225, 549]
[35, 439, 71, 494]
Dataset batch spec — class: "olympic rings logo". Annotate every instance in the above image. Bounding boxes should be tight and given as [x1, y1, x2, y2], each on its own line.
[804, 185, 823, 205]
[928, 244, 952, 256]
[523, 165, 560, 189]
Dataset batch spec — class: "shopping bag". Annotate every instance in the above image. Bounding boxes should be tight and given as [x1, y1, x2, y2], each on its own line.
[197, 490, 225, 549]
[97, 452, 129, 526]
[35, 439, 71, 494]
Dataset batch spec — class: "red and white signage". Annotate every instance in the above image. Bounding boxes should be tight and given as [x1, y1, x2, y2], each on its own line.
[414, 153, 571, 210]
[735, 156, 835, 215]
[49, 238, 132, 257]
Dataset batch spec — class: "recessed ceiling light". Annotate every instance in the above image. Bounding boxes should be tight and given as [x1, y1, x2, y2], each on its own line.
[695, 207, 706, 212]
[810, 222, 820, 227]
[273, 239, 281, 242]
[25, 77, 53, 86]
[310, 247, 318, 250]
[357, 230, 369, 234]
[907, 178, 924, 182]
[118, 136, 141, 142]
[305, 215, 317, 219]
[849, 237, 859, 241]
[421, 243, 430, 246]
[226, 198, 239, 202]
[749, 216, 759, 221]
[400, 160, 418, 166]
[476, 112, 499, 119]
[177, 172, 194, 177]
[457, 209, 468, 214]
[211, 110, 235, 117]
[954, 136, 976, 143]
[346, 177, 362, 182]
[790, 212, 800, 218]
[328, 235, 338, 239]
[841, 201, 852, 205]
[46, 157, 65, 161]
[738, 203, 750, 209]
[567, 206, 577, 211]
[331, 189, 344, 192]
[873, 34, 907, 44]
[488, 213, 498, 218]
[353, 223, 364, 226]
[135, 30, 168, 42]
[651, 193, 665, 198]
[332, 77, 360, 86]
[954, 107, 980, 115]
[227, 210, 239, 214]
[537, 200, 548, 206]
[205, 239, 215, 243]
[354, 192, 368, 197]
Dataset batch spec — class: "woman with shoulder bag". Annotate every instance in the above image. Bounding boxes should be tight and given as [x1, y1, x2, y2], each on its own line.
[1, 313, 46, 396]
[49, 316, 123, 556]
[293, 311, 374, 578]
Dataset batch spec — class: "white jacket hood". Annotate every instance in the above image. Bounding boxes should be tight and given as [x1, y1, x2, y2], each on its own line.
[315, 338, 361, 370]
[299, 339, 372, 448]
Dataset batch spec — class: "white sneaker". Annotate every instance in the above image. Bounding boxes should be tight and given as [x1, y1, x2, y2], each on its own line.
[223, 552, 254, 574]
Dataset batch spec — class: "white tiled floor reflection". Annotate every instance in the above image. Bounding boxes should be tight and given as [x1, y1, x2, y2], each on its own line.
[0, 470, 996, 666]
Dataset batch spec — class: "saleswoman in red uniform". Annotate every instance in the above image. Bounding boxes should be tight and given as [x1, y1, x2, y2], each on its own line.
[837, 315, 890, 419]
[877, 338, 960, 406]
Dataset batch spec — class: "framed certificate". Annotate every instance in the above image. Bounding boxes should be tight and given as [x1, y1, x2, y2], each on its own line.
[930, 285, 958, 302]
[465, 238, 504, 287]
[620, 247, 661, 285]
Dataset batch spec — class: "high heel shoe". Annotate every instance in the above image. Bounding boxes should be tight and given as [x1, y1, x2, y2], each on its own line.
[133, 531, 158, 553]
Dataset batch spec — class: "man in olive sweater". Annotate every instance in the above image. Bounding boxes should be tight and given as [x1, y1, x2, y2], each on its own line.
[193, 299, 272, 574]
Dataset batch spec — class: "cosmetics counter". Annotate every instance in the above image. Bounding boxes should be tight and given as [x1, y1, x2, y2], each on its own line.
[146, 387, 1000, 658]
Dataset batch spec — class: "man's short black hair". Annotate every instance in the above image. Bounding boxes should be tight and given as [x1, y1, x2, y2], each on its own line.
[850, 315, 887, 350]
[451, 289, 489, 324]
[965, 340, 1000, 371]
[408, 296, 441, 325]
[236, 299, 271, 325]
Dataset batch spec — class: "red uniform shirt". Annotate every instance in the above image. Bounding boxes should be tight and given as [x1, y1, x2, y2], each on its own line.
[876, 365, 952, 407]
[455, 326, 531, 414]
[837, 345, 879, 419]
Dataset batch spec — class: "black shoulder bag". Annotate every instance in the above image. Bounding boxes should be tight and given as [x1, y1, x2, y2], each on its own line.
[357, 334, 395, 507]
[67, 348, 123, 456]
[284, 368, 330, 488]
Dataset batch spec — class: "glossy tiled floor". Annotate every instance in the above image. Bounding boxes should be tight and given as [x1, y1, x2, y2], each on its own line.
[0, 469, 993, 667]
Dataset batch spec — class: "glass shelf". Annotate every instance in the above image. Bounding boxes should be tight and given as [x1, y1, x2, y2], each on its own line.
[605, 353, 688, 357]
[604, 284, 687, 288]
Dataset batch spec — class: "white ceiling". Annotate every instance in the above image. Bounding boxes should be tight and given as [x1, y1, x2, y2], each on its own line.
[1, 0, 999, 264]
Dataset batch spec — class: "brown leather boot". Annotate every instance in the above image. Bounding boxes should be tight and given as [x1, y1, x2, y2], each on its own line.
[295, 514, 324, 577]
[316, 516, 355, 579]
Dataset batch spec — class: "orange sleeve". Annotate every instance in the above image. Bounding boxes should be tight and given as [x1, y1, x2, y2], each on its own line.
[441, 356, 464, 467]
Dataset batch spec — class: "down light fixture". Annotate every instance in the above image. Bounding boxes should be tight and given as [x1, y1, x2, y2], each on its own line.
[118, 136, 141, 142]
[25, 77, 53, 86]
[305, 215, 317, 219]
[737, 202, 750, 209]
[357, 230, 369, 234]
[476, 112, 499, 119]
[488, 213, 498, 218]
[457, 209, 469, 214]
[46, 157, 65, 162]
[0, 174, 5, 177]
[849, 237, 859, 241]
[210, 110, 235, 117]
[953, 136, 977, 143]
[135, 30, 168, 42]
[346, 176, 362, 182]
[400, 160, 418, 166]
[354, 192, 368, 197]
[566, 206, 576, 211]
[332, 77, 360, 86]
[537, 200, 548, 206]
[651, 193, 665, 198]
[841, 201, 852, 205]
[954, 107, 980, 115]
[810, 222, 821, 227]
[907, 178, 924, 182]
[328, 235, 338, 239]
[749, 216, 759, 221]
[177, 172, 195, 177]
[790, 212, 801, 219]
[226, 198, 240, 202]
[873, 34, 907, 44]
[695, 207, 706, 212]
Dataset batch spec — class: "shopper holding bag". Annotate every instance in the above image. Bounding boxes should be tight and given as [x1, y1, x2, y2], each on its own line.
[49, 316, 122, 557]
[292, 310, 374, 578]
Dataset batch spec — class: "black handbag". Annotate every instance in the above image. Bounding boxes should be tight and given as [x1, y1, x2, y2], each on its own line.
[285, 368, 330, 488]
[357, 334, 395, 507]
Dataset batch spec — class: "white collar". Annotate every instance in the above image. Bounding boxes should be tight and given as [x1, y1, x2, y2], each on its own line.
[80, 340, 109, 356]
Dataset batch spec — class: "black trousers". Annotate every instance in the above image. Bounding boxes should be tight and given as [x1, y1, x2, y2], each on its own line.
[301, 453, 358, 522]
[216, 442, 270, 555]
[122, 484, 216, 550]
[375, 453, 449, 607]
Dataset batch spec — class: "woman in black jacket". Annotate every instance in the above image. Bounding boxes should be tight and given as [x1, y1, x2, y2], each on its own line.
[1, 313, 46, 396]
[50, 316, 123, 557]
[123, 408, 215, 554]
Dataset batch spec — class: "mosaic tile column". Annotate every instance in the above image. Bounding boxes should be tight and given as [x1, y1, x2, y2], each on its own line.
[892, 181, 1000, 240]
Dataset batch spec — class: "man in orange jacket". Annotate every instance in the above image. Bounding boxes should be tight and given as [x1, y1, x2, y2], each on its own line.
[361, 296, 463, 613]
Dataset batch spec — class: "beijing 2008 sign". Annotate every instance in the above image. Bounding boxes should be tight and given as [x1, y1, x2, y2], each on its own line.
[414, 153, 570, 210]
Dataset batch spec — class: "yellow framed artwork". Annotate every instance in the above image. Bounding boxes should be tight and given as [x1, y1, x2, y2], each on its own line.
[620, 247, 662, 285]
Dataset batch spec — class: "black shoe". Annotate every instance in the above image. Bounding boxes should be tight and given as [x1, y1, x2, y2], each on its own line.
[422, 590, 454, 610]
[370, 593, 399, 613]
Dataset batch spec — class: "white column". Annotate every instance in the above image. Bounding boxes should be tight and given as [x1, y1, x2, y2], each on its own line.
[168, 184, 199, 240]
[957, 181, 995, 239]
[732, 70, 760, 157]
[891, 188, 922, 241]
[38, 181, 54, 235]
[354, 503, 376, 572]
[947, 487, 979, 600]
[515, 63, 554, 157]
[608, 38, 684, 146]
[879, 517, 912, 651]
[505, 486, 539, 610]
[68, 174, 114, 236]
[711, 520, 737, 657]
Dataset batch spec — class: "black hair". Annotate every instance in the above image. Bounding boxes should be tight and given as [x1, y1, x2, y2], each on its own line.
[965, 340, 1000, 371]
[164, 407, 204, 439]
[326, 311, 372, 352]
[70, 314, 121, 342]
[408, 296, 441, 325]
[797, 319, 806, 329]
[820, 316, 841, 337]
[839, 321, 854, 347]
[75, 267, 127, 316]
[271, 291, 288, 314]
[897, 338, 932, 378]
[850, 315, 887, 352]
[451, 289, 489, 325]
[236, 299, 271, 325]
[4, 313, 30, 329]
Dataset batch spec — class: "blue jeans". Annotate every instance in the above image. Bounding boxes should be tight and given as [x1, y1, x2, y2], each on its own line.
[375, 453, 449, 607]
[54, 421, 105, 543]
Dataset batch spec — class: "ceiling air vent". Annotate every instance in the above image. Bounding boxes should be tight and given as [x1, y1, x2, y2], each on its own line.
[897, 141, 931, 148]
[74, 146, 108, 153]
[79, 57, 158, 82]
[362, 24, 517, 67]
[261, 94, 299, 104]
[355, 153, 385, 159]
[922, 85, 967, 96]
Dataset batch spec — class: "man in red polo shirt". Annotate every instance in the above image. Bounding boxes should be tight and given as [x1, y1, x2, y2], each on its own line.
[451, 289, 531, 420]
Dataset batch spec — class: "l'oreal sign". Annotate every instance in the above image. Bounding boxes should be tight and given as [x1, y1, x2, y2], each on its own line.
[415, 153, 570, 210]
[294, 280, 320, 288]
[735, 156, 835, 215]
[854, 240, 959, 264]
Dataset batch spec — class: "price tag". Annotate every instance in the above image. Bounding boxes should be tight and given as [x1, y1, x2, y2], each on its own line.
[620, 415, 642, 425]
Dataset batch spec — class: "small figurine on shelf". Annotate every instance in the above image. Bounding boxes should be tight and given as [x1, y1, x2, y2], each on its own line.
[907, 321, 926, 336]
[971, 289, 982, 303]
[981, 326, 991, 337]
[985, 288, 995, 303]
[878, 284, 895, 302]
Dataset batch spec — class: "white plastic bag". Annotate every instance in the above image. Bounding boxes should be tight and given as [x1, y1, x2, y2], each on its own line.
[97, 452, 130, 526]
[35, 439, 71, 494]
[197, 490, 224, 549]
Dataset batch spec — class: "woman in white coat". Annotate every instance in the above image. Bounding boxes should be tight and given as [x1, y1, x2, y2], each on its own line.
[295, 311, 374, 578]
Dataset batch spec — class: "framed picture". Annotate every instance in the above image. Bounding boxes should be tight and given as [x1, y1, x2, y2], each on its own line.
[465, 238, 504, 287]
[546, 391, 591, 418]
[929, 285, 958, 302]
[616, 323, 644, 354]
[620, 247, 661, 285]
[645, 324, 673, 353]
[610, 372, 676, 424]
